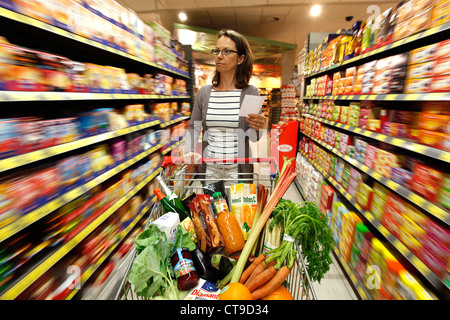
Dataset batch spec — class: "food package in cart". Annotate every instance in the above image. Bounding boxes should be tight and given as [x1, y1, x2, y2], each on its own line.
[229, 183, 257, 240]
[184, 279, 220, 300]
[188, 194, 224, 253]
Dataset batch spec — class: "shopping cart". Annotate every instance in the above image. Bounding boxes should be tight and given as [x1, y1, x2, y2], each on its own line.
[115, 156, 317, 300]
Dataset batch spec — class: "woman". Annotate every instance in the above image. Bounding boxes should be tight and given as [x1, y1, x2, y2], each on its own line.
[184, 29, 268, 184]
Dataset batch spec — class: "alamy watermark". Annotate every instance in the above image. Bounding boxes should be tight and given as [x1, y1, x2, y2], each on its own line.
[366, 265, 381, 290]
[66, 265, 81, 290]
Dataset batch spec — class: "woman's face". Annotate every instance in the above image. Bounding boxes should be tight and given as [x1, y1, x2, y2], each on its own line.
[214, 36, 244, 74]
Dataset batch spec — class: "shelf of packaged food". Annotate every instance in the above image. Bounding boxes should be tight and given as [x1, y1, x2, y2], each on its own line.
[0, 167, 161, 300]
[302, 131, 450, 226]
[304, 21, 450, 79]
[65, 195, 157, 300]
[293, 178, 307, 201]
[0, 91, 191, 102]
[0, 7, 190, 79]
[332, 247, 372, 300]
[303, 92, 450, 101]
[161, 138, 185, 156]
[159, 115, 190, 129]
[298, 149, 448, 295]
[0, 119, 162, 174]
[302, 113, 450, 164]
[0, 144, 162, 244]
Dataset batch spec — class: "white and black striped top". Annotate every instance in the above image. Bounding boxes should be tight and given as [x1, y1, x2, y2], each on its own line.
[205, 89, 241, 160]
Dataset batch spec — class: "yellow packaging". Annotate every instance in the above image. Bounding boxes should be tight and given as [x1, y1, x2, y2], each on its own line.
[398, 227, 423, 253]
[339, 212, 361, 261]
[431, 0, 450, 27]
[230, 183, 257, 240]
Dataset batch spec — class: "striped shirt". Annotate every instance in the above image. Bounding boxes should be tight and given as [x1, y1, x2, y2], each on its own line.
[205, 89, 241, 160]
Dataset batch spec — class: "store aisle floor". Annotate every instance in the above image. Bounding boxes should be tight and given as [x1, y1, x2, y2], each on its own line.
[283, 184, 358, 300]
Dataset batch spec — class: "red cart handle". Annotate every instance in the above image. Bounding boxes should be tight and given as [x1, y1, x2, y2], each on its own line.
[161, 156, 274, 168]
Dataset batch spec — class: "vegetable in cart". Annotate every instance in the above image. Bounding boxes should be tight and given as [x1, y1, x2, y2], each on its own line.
[266, 199, 334, 284]
[128, 224, 196, 300]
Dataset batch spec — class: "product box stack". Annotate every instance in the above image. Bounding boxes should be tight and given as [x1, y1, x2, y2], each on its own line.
[280, 85, 298, 122]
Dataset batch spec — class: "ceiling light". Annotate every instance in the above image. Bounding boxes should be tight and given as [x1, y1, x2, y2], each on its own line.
[177, 29, 196, 45]
[179, 12, 187, 22]
[310, 5, 321, 17]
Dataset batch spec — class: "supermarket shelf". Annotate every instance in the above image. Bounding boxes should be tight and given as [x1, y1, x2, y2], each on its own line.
[0, 91, 191, 102]
[302, 113, 450, 164]
[0, 7, 190, 79]
[65, 195, 157, 300]
[332, 248, 372, 300]
[305, 21, 450, 79]
[304, 92, 450, 101]
[159, 115, 190, 128]
[0, 120, 161, 174]
[0, 144, 162, 244]
[0, 167, 161, 300]
[298, 150, 449, 295]
[303, 132, 450, 226]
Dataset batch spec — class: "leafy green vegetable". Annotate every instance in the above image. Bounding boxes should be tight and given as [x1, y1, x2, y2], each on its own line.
[134, 225, 167, 254]
[266, 199, 334, 284]
[128, 223, 196, 299]
[173, 225, 196, 252]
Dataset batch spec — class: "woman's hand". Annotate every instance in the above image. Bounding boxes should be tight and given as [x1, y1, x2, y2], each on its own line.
[246, 113, 268, 130]
[183, 152, 202, 164]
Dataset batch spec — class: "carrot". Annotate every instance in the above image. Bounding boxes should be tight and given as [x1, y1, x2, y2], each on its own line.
[239, 254, 265, 284]
[251, 265, 291, 300]
[244, 260, 269, 287]
[246, 262, 277, 292]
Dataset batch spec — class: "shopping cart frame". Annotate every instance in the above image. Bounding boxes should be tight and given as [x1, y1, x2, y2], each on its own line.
[115, 157, 317, 300]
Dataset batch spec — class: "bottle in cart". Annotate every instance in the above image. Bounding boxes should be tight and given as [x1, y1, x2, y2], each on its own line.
[156, 175, 190, 218]
[153, 187, 189, 221]
[213, 192, 245, 255]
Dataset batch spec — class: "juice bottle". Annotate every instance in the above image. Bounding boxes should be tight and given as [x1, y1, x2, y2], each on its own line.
[213, 192, 245, 255]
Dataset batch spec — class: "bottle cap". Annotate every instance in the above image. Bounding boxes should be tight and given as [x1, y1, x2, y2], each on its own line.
[153, 188, 165, 200]
[213, 192, 222, 199]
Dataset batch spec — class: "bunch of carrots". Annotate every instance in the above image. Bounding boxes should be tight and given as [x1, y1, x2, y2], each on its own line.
[239, 253, 291, 300]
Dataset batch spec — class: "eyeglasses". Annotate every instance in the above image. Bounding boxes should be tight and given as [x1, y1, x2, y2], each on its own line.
[210, 48, 238, 56]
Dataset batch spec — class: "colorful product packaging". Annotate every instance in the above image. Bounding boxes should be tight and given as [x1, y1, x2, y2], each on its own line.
[229, 183, 257, 240]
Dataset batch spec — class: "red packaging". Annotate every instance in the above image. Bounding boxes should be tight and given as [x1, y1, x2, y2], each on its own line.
[379, 109, 391, 125]
[410, 176, 440, 202]
[381, 206, 401, 238]
[315, 121, 322, 140]
[412, 163, 444, 186]
[430, 74, 450, 92]
[319, 185, 335, 213]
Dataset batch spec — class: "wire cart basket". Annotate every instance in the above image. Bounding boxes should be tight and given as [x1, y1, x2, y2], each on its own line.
[115, 157, 317, 300]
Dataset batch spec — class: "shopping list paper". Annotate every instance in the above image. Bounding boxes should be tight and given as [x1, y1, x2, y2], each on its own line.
[239, 95, 267, 117]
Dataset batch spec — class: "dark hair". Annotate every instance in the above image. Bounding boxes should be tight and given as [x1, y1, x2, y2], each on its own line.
[212, 29, 254, 89]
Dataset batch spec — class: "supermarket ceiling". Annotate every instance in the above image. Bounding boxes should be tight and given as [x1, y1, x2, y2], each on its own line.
[119, 0, 398, 69]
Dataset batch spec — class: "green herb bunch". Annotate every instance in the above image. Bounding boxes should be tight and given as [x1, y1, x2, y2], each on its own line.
[266, 199, 335, 284]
